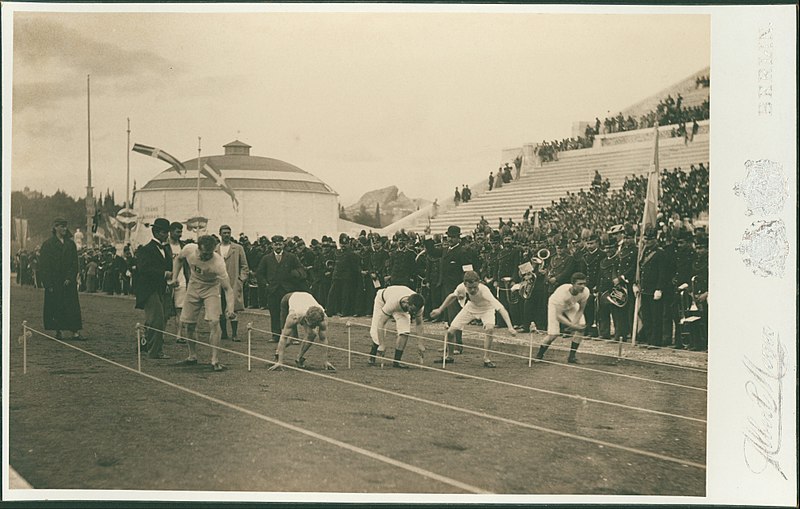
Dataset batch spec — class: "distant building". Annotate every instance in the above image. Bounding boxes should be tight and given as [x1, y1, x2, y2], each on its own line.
[131, 140, 339, 245]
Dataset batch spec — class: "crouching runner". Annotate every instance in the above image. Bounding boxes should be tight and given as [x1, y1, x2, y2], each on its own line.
[430, 270, 516, 367]
[269, 291, 334, 371]
[368, 286, 425, 368]
[535, 272, 589, 363]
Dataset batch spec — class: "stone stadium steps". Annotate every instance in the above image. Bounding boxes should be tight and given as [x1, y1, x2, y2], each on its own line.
[425, 135, 708, 235]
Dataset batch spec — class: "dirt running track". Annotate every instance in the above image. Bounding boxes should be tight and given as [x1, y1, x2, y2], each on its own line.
[7, 284, 707, 496]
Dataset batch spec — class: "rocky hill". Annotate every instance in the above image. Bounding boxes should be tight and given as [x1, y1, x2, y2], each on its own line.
[343, 186, 430, 228]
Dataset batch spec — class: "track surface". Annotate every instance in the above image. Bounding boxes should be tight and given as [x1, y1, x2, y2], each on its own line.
[7, 285, 707, 495]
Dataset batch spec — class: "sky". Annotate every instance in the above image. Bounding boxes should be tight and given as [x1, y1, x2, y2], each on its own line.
[7, 7, 710, 208]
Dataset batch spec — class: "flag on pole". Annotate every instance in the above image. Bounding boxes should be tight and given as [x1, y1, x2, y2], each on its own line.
[641, 126, 660, 233]
[201, 163, 239, 211]
[632, 126, 660, 346]
[131, 143, 187, 175]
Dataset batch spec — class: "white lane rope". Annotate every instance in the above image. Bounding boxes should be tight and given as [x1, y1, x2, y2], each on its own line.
[23, 326, 707, 471]
[240, 325, 706, 424]
[19, 327, 491, 494]
[343, 321, 706, 392]
[455, 324, 709, 372]
[238, 308, 708, 373]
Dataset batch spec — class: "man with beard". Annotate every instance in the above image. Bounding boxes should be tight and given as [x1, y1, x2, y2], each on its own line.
[494, 231, 523, 329]
[545, 238, 579, 295]
[216, 225, 249, 342]
[39, 217, 85, 341]
[596, 237, 627, 340]
[579, 233, 604, 337]
[257, 235, 307, 341]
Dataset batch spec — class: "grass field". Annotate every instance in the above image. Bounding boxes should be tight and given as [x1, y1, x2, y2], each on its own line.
[7, 284, 707, 497]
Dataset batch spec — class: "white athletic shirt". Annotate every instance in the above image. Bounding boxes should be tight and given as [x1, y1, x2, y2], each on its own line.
[289, 292, 324, 316]
[378, 286, 416, 316]
[181, 243, 230, 291]
[548, 283, 589, 313]
[452, 282, 503, 313]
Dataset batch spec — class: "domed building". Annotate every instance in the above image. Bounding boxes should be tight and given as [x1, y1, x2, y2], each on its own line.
[131, 140, 339, 245]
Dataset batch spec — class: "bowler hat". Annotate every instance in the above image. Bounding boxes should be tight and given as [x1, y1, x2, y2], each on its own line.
[152, 218, 170, 232]
[446, 225, 461, 237]
[53, 217, 68, 226]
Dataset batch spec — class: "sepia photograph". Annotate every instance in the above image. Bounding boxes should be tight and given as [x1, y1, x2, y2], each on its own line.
[2, 3, 795, 505]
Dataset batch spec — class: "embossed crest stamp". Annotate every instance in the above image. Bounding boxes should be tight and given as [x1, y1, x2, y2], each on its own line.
[734, 160, 788, 216]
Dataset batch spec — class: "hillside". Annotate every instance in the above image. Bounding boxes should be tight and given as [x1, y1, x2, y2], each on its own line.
[343, 186, 430, 228]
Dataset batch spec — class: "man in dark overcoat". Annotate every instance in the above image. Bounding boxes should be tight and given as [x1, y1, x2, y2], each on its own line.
[39, 217, 84, 340]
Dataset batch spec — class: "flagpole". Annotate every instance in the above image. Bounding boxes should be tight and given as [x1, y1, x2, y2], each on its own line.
[85, 74, 95, 248]
[125, 118, 131, 245]
[197, 137, 202, 216]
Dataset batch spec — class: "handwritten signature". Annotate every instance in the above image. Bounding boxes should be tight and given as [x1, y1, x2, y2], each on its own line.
[742, 326, 788, 480]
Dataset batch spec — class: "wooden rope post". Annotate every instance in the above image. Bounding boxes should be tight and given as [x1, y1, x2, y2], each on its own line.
[247, 322, 253, 372]
[135, 323, 142, 372]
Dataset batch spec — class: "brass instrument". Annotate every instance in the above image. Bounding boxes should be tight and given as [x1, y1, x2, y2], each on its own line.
[602, 284, 629, 308]
[519, 272, 536, 300]
[537, 248, 551, 264]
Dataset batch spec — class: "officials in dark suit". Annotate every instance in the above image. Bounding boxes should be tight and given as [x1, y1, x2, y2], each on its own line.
[134, 218, 173, 359]
[256, 235, 307, 340]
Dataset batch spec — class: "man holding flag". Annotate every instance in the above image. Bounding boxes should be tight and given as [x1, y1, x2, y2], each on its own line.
[632, 125, 665, 346]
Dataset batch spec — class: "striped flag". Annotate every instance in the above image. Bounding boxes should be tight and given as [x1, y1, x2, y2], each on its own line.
[641, 126, 660, 232]
[632, 126, 660, 345]
[131, 143, 187, 175]
[201, 163, 239, 211]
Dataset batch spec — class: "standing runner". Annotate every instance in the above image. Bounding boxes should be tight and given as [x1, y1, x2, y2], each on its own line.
[170, 235, 236, 371]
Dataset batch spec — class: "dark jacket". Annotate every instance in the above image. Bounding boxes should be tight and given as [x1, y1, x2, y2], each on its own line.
[134, 240, 173, 309]
[256, 251, 307, 295]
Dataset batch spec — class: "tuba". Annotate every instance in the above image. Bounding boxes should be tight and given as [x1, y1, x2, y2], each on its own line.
[536, 248, 551, 267]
